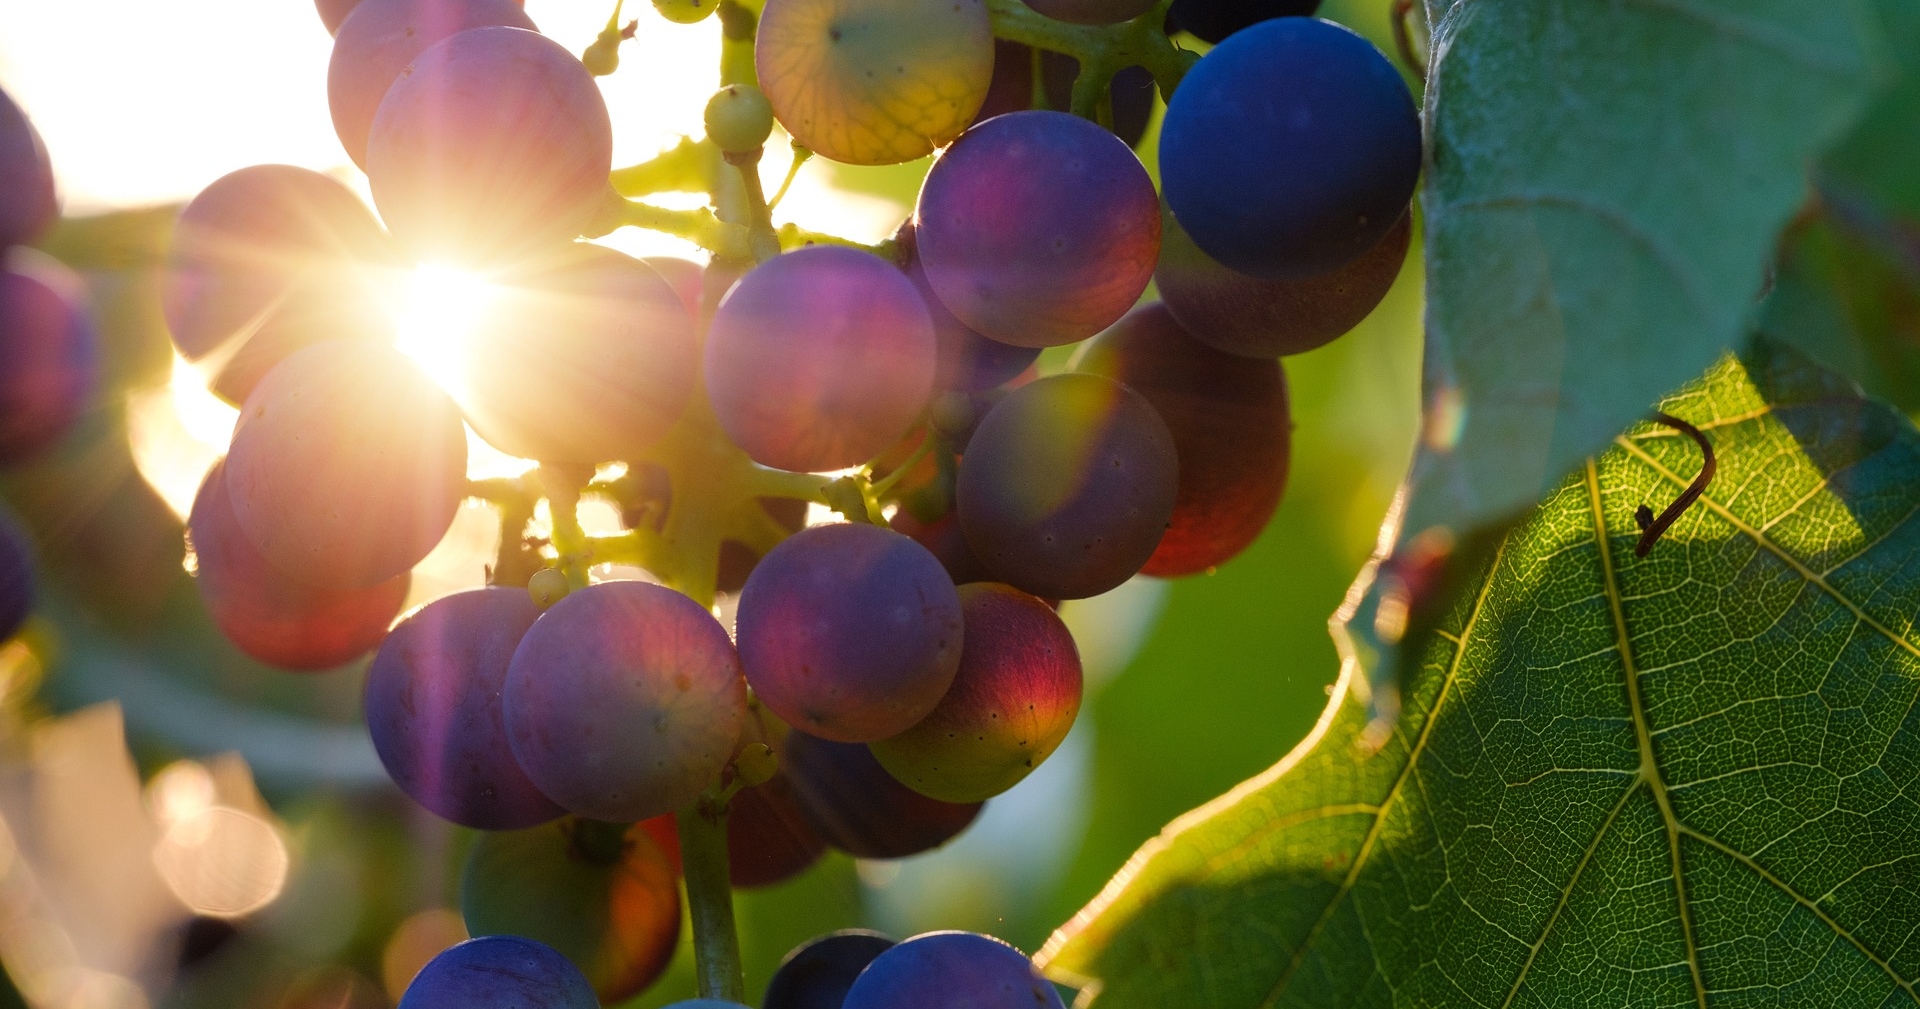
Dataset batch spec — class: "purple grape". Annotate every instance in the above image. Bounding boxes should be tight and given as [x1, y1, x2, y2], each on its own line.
[397, 935, 595, 1009]
[892, 224, 1039, 393]
[957, 373, 1178, 600]
[0, 86, 56, 247]
[723, 769, 828, 888]
[315, 0, 363, 34]
[364, 587, 564, 829]
[457, 244, 697, 464]
[735, 523, 963, 743]
[842, 931, 1063, 1009]
[191, 460, 409, 672]
[327, 0, 536, 167]
[888, 508, 992, 587]
[706, 246, 936, 473]
[763, 931, 896, 1009]
[782, 730, 981, 859]
[0, 255, 97, 464]
[503, 581, 747, 822]
[366, 26, 613, 267]
[0, 508, 34, 644]
[915, 110, 1159, 348]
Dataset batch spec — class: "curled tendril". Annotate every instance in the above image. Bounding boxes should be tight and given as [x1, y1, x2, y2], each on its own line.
[1633, 411, 1716, 557]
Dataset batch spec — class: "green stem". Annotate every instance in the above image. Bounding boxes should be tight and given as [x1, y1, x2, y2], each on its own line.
[610, 136, 721, 198]
[537, 465, 594, 590]
[727, 149, 783, 262]
[717, 0, 763, 88]
[775, 222, 895, 258]
[620, 200, 753, 260]
[868, 432, 935, 500]
[676, 794, 746, 1003]
[766, 144, 813, 211]
[987, 0, 1196, 101]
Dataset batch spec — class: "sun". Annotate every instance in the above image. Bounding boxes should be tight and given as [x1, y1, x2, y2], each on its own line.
[394, 263, 498, 396]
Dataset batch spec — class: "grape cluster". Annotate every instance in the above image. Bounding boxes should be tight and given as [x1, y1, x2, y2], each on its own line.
[0, 86, 97, 649]
[169, 0, 1416, 1003]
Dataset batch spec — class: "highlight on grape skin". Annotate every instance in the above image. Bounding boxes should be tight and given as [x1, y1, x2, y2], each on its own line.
[755, 0, 993, 166]
[503, 580, 748, 823]
[735, 523, 964, 743]
[781, 729, 982, 859]
[841, 930, 1065, 1009]
[916, 110, 1161, 348]
[0, 253, 98, 464]
[396, 934, 597, 1009]
[366, 26, 614, 267]
[870, 582, 1082, 804]
[363, 587, 565, 830]
[705, 245, 937, 474]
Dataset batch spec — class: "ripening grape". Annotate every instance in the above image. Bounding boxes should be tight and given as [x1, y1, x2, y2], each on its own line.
[841, 931, 1064, 1009]
[735, 523, 963, 743]
[763, 931, 896, 1009]
[916, 110, 1159, 348]
[397, 935, 596, 1009]
[1168, 0, 1320, 42]
[641, 256, 705, 320]
[782, 730, 981, 858]
[224, 341, 466, 589]
[756, 0, 993, 166]
[367, 27, 614, 267]
[190, 460, 409, 672]
[0, 509, 33, 644]
[971, 42, 1156, 149]
[1020, 0, 1155, 27]
[458, 244, 697, 464]
[503, 581, 747, 823]
[892, 224, 1038, 394]
[363, 588, 563, 829]
[0, 86, 55, 248]
[1156, 206, 1410, 358]
[1160, 18, 1420, 279]
[327, 0, 536, 167]
[461, 819, 681, 1004]
[0, 255, 97, 464]
[705, 246, 936, 473]
[870, 583, 1081, 803]
[1074, 303, 1290, 577]
[721, 770, 828, 887]
[957, 373, 1178, 600]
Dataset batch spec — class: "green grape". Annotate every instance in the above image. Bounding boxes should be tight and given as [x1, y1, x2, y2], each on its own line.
[653, 0, 716, 24]
[704, 84, 775, 153]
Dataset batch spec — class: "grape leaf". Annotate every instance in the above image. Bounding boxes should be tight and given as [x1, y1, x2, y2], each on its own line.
[1040, 340, 1920, 1007]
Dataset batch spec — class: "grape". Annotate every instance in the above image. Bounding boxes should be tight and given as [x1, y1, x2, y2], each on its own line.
[461, 819, 680, 1003]
[1156, 205, 1410, 358]
[705, 84, 775, 154]
[1020, 0, 1154, 27]
[0, 86, 56, 247]
[225, 340, 466, 589]
[641, 256, 705, 319]
[1160, 18, 1420, 279]
[327, 0, 535, 167]
[888, 508, 991, 587]
[782, 730, 981, 858]
[503, 580, 747, 822]
[0, 508, 34, 644]
[763, 931, 895, 1009]
[735, 523, 963, 742]
[971, 42, 1155, 149]
[1167, 0, 1320, 42]
[190, 460, 408, 672]
[319, 0, 526, 35]
[869, 583, 1081, 803]
[363, 587, 563, 828]
[720, 770, 828, 887]
[916, 110, 1159, 348]
[1073, 303, 1290, 576]
[892, 224, 1039, 394]
[397, 935, 595, 1009]
[457, 243, 697, 464]
[0, 255, 97, 464]
[957, 373, 1177, 600]
[842, 931, 1064, 1009]
[705, 246, 936, 473]
[367, 26, 614, 267]
[755, 0, 992, 166]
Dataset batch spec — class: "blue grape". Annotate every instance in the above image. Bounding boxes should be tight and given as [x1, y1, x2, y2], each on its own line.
[892, 224, 1038, 393]
[0, 255, 97, 464]
[0, 508, 34, 644]
[366, 26, 613, 267]
[915, 110, 1158, 348]
[0, 86, 56, 247]
[1160, 17, 1420, 279]
[327, 0, 535, 167]
[763, 931, 895, 1009]
[504, 581, 747, 822]
[735, 523, 963, 743]
[1167, 0, 1320, 42]
[705, 246, 936, 473]
[397, 935, 595, 1009]
[782, 730, 981, 858]
[842, 931, 1064, 1009]
[364, 587, 564, 829]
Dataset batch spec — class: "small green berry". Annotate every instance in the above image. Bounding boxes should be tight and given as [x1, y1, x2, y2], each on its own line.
[528, 568, 570, 609]
[582, 37, 621, 76]
[732, 743, 778, 788]
[653, 0, 714, 25]
[705, 84, 775, 154]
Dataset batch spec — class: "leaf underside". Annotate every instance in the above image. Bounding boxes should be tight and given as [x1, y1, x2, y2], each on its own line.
[1041, 341, 1920, 1008]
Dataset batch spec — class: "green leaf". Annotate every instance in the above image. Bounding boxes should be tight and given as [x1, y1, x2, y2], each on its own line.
[1040, 341, 1920, 1007]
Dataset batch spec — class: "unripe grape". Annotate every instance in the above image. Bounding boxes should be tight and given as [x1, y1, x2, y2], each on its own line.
[527, 568, 569, 609]
[705, 84, 775, 154]
[653, 0, 717, 24]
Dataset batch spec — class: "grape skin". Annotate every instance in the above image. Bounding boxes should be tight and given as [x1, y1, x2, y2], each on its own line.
[0, 87, 56, 248]
[705, 246, 936, 474]
[841, 931, 1064, 1009]
[0, 256, 97, 464]
[892, 224, 1039, 394]
[916, 110, 1160, 348]
[317, 0, 524, 36]
[503, 581, 747, 823]
[0, 509, 33, 644]
[363, 587, 563, 829]
[782, 730, 982, 858]
[957, 373, 1178, 600]
[225, 341, 466, 589]
[1073, 303, 1290, 577]
[367, 26, 613, 267]
[191, 460, 409, 672]
[763, 931, 896, 1009]
[736, 523, 964, 743]
[397, 935, 596, 1009]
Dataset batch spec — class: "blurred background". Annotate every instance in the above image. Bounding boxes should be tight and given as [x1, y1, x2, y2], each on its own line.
[0, 1, 1422, 1005]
